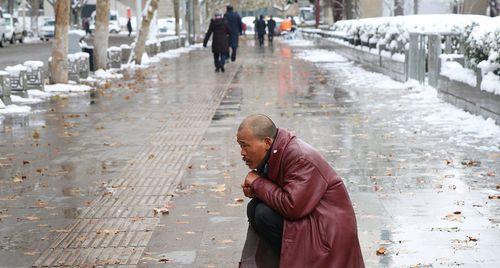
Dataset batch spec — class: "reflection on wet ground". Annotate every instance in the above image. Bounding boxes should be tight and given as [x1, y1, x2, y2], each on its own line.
[0, 37, 498, 267]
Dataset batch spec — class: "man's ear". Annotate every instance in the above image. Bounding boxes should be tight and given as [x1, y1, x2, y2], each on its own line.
[264, 137, 273, 150]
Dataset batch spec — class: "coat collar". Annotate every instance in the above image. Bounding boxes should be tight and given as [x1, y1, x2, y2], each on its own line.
[265, 128, 295, 181]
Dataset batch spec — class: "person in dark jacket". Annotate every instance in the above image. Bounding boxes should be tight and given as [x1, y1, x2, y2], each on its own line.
[238, 114, 365, 268]
[223, 5, 242, 62]
[203, 12, 231, 73]
[126, 18, 132, 37]
[267, 16, 276, 43]
[256, 15, 267, 47]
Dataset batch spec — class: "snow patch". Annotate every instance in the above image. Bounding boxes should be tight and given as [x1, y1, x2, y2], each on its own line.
[11, 95, 44, 104]
[296, 49, 349, 63]
[481, 72, 500, 95]
[0, 104, 31, 114]
[93, 69, 123, 80]
[440, 61, 477, 87]
[45, 84, 92, 93]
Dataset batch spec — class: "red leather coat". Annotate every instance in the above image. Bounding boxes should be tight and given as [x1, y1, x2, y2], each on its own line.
[251, 128, 365, 268]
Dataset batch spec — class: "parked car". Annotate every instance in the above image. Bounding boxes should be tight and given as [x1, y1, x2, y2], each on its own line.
[39, 19, 55, 41]
[4, 13, 24, 44]
[89, 10, 121, 34]
[0, 7, 7, 47]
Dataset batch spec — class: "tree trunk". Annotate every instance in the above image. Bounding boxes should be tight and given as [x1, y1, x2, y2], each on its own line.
[134, 0, 160, 65]
[173, 0, 180, 36]
[413, 0, 419, 14]
[51, 0, 70, 84]
[95, 0, 110, 70]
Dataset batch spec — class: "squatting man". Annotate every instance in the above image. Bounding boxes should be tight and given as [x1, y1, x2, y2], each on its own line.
[237, 114, 365, 267]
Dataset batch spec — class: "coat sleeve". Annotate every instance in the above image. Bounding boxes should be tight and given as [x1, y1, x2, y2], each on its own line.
[251, 158, 328, 221]
[203, 20, 214, 47]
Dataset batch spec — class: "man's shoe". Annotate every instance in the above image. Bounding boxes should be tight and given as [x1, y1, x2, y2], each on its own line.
[221, 66, 225, 73]
[215, 67, 220, 72]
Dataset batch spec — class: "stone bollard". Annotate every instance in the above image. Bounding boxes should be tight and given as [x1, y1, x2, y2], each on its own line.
[120, 44, 132, 64]
[180, 36, 186, 47]
[67, 54, 80, 82]
[160, 40, 168, 52]
[23, 61, 45, 91]
[145, 41, 158, 57]
[5, 65, 28, 92]
[0, 71, 12, 105]
[107, 47, 122, 69]
[75, 52, 90, 79]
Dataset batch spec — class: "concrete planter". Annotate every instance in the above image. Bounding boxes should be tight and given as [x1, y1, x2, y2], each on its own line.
[0, 71, 12, 105]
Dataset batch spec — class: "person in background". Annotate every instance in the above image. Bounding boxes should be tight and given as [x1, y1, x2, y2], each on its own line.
[203, 12, 231, 73]
[223, 5, 242, 62]
[126, 18, 132, 37]
[256, 15, 267, 47]
[267, 16, 276, 43]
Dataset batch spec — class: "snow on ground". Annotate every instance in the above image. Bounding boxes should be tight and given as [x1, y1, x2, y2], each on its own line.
[156, 44, 201, 60]
[93, 69, 124, 80]
[280, 37, 315, 47]
[10, 95, 44, 104]
[297, 48, 500, 151]
[481, 72, 500, 95]
[44, 84, 92, 93]
[0, 104, 31, 115]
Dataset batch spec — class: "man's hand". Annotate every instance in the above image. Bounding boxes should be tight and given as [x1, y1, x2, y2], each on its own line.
[244, 171, 260, 186]
[241, 171, 260, 198]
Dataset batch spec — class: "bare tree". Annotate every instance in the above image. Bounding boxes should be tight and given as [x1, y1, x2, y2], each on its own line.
[72, 0, 88, 28]
[173, 0, 180, 35]
[134, 0, 160, 65]
[94, 0, 110, 70]
[51, 0, 70, 84]
[413, 0, 419, 14]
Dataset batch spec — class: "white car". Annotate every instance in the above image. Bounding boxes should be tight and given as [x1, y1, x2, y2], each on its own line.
[0, 7, 8, 47]
[89, 10, 121, 34]
[4, 14, 24, 44]
[39, 19, 55, 41]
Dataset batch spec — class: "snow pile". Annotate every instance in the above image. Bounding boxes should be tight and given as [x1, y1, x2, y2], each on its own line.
[440, 61, 477, 87]
[5, 64, 27, 76]
[24, 61, 44, 71]
[0, 104, 31, 114]
[28, 90, 52, 98]
[10, 95, 44, 104]
[108, 46, 122, 52]
[93, 69, 123, 80]
[481, 72, 500, 95]
[45, 84, 92, 93]
[69, 29, 86, 37]
[0, 99, 4, 109]
[281, 37, 314, 47]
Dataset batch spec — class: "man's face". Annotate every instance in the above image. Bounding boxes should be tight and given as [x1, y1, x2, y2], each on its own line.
[237, 127, 272, 169]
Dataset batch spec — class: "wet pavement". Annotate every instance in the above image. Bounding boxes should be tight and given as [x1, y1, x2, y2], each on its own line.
[1, 37, 499, 267]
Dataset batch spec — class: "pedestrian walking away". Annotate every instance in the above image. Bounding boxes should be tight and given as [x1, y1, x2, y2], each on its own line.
[267, 16, 276, 43]
[83, 17, 91, 35]
[203, 12, 231, 73]
[256, 15, 266, 47]
[126, 18, 132, 37]
[223, 5, 242, 62]
[237, 114, 365, 268]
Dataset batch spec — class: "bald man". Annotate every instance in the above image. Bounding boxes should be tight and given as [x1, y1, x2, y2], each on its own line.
[237, 115, 364, 268]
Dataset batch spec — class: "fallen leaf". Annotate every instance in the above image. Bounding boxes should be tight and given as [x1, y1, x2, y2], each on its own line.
[12, 174, 24, 183]
[210, 184, 226, 193]
[32, 130, 40, 139]
[488, 195, 500, 200]
[467, 236, 478, 242]
[176, 221, 190, 224]
[234, 198, 244, 203]
[23, 251, 40, 256]
[22, 160, 30, 165]
[185, 231, 195, 234]
[221, 239, 234, 244]
[148, 154, 155, 160]
[158, 258, 170, 263]
[153, 207, 170, 216]
[376, 247, 386, 255]
[25, 216, 40, 221]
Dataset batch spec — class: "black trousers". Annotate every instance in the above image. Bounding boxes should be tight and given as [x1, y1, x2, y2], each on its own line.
[230, 46, 237, 61]
[247, 198, 283, 254]
[268, 31, 274, 42]
[213, 52, 226, 69]
[258, 34, 265, 46]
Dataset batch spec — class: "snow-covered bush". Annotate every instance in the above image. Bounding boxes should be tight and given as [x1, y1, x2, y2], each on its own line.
[465, 17, 500, 76]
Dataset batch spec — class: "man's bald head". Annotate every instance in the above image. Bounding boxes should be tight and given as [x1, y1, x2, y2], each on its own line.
[238, 114, 277, 140]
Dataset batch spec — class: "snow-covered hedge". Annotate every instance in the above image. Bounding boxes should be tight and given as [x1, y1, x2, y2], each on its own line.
[465, 17, 500, 76]
[329, 15, 494, 57]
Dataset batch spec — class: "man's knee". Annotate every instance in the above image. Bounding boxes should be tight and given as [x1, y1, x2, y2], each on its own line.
[254, 202, 278, 228]
[247, 198, 260, 222]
